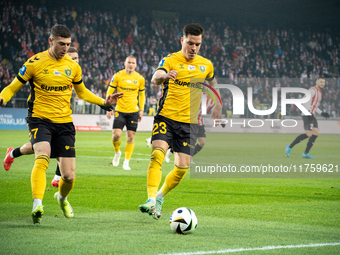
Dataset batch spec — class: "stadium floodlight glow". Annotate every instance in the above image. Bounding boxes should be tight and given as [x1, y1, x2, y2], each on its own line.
[204, 84, 312, 116]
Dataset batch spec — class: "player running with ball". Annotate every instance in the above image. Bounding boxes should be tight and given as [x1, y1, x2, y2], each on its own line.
[139, 23, 222, 219]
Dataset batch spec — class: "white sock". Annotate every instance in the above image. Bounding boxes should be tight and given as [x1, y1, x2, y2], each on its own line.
[54, 175, 61, 180]
[33, 198, 42, 210]
[124, 159, 129, 164]
[156, 190, 165, 199]
[10, 150, 14, 158]
[58, 192, 67, 203]
[148, 197, 156, 203]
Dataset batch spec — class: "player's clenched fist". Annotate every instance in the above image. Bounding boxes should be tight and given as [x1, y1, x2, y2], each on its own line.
[166, 70, 178, 81]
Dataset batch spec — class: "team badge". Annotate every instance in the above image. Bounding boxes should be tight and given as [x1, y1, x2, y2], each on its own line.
[19, 65, 27, 76]
[133, 80, 137, 85]
[115, 112, 119, 118]
[64, 69, 72, 77]
[199, 65, 206, 73]
[188, 65, 196, 71]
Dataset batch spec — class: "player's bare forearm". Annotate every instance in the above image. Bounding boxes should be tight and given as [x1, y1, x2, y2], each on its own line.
[151, 70, 178, 85]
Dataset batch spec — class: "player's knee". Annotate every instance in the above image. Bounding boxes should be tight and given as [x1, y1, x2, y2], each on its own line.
[173, 166, 189, 181]
[199, 140, 206, 147]
[113, 134, 120, 141]
[151, 148, 165, 165]
[62, 172, 75, 182]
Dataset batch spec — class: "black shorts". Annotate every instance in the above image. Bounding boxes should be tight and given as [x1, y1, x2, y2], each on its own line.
[197, 125, 206, 138]
[26, 117, 76, 158]
[113, 111, 139, 132]
[151, 115, 198, 156]
[302, 115, 318, 131]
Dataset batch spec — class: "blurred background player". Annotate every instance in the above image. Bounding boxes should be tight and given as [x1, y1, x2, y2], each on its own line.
[139, 23, 222, 220]
[3, 47, 79, 188]
[0, 24, 122, 224]
[285, 77, 330, 159]
[106, 55, 145, 170]
[164, 91, 216, 164]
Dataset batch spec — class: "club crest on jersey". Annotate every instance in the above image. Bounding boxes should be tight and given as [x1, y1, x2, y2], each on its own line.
[188, 65, 196, 71]
[64, 69, 72, 77]
[19, 65, 27, 76]
[133, 80, 137, 85]
[199, 65, 206, 73]
[53, 70, 61, 76]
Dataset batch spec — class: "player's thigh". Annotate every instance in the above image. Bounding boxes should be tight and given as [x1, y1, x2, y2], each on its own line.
[171, 123, 198, 156]
[112, 111, 127, 130]
[26, 117, 53, 156]
[125, 112, 139, 132]
[33, 141, 51, 157]
[51, 122, 76, 159]
[151, 116, 174, 148]
[174, 152, 191, 167]
[312, 127, 319, 136]
[302, 116, 316, 132]
[58, 157, 75, 181]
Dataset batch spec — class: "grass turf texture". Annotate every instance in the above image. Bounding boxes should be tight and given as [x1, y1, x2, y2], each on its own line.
[0, 130, 339, 255]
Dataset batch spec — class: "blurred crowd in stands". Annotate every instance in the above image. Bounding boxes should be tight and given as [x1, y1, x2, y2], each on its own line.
[0, 1, 339, 117]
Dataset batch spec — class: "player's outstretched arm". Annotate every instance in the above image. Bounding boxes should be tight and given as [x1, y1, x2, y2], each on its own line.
[73, 81, 123, 106]
[0, 78, 25, 106]
[151, 69, 178, 85]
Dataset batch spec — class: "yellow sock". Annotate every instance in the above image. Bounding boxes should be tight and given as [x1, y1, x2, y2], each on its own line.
[147, 148, 165, 198]
[59, 176, 76, 198]
[125, 141, 134, 160]
[160, 165, 189, 196]
[31, 155, 50, 200]
[112, 139, 121, 153]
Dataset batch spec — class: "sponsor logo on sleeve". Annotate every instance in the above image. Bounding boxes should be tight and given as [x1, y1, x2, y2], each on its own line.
[19, 65, 27, 76]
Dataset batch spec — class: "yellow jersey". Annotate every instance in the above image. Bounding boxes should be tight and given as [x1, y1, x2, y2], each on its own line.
[17, 50, 82, 123]
[107, 70, 145, 113]
[156, 51, 214, 123]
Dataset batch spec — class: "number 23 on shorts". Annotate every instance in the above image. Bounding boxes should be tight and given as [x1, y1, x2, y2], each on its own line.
[153, 122, 167, 135]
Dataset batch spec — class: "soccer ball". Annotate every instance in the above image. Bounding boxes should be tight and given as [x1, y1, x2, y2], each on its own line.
[169, 207, 197, 234]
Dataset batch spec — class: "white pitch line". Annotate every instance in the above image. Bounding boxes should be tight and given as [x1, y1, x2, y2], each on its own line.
[157, 242, 340, 255]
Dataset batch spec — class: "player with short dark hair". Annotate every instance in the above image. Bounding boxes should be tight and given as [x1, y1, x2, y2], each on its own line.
[106, 55, 145, 170]
[0, 24, 122, 224]
[139, 23, 222, 219]
[285, 77, 329, 159]
[3, 47, 79, 188]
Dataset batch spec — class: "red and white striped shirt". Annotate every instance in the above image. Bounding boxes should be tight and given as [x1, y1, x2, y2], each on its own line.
[197, 93, 215, 126]
[304, 86, 322, 116]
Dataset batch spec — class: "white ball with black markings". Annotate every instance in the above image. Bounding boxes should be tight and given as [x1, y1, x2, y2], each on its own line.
[169, 207, 197, 234]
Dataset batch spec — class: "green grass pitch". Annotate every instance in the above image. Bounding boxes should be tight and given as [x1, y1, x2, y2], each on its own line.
[0, 130, 339, 255]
